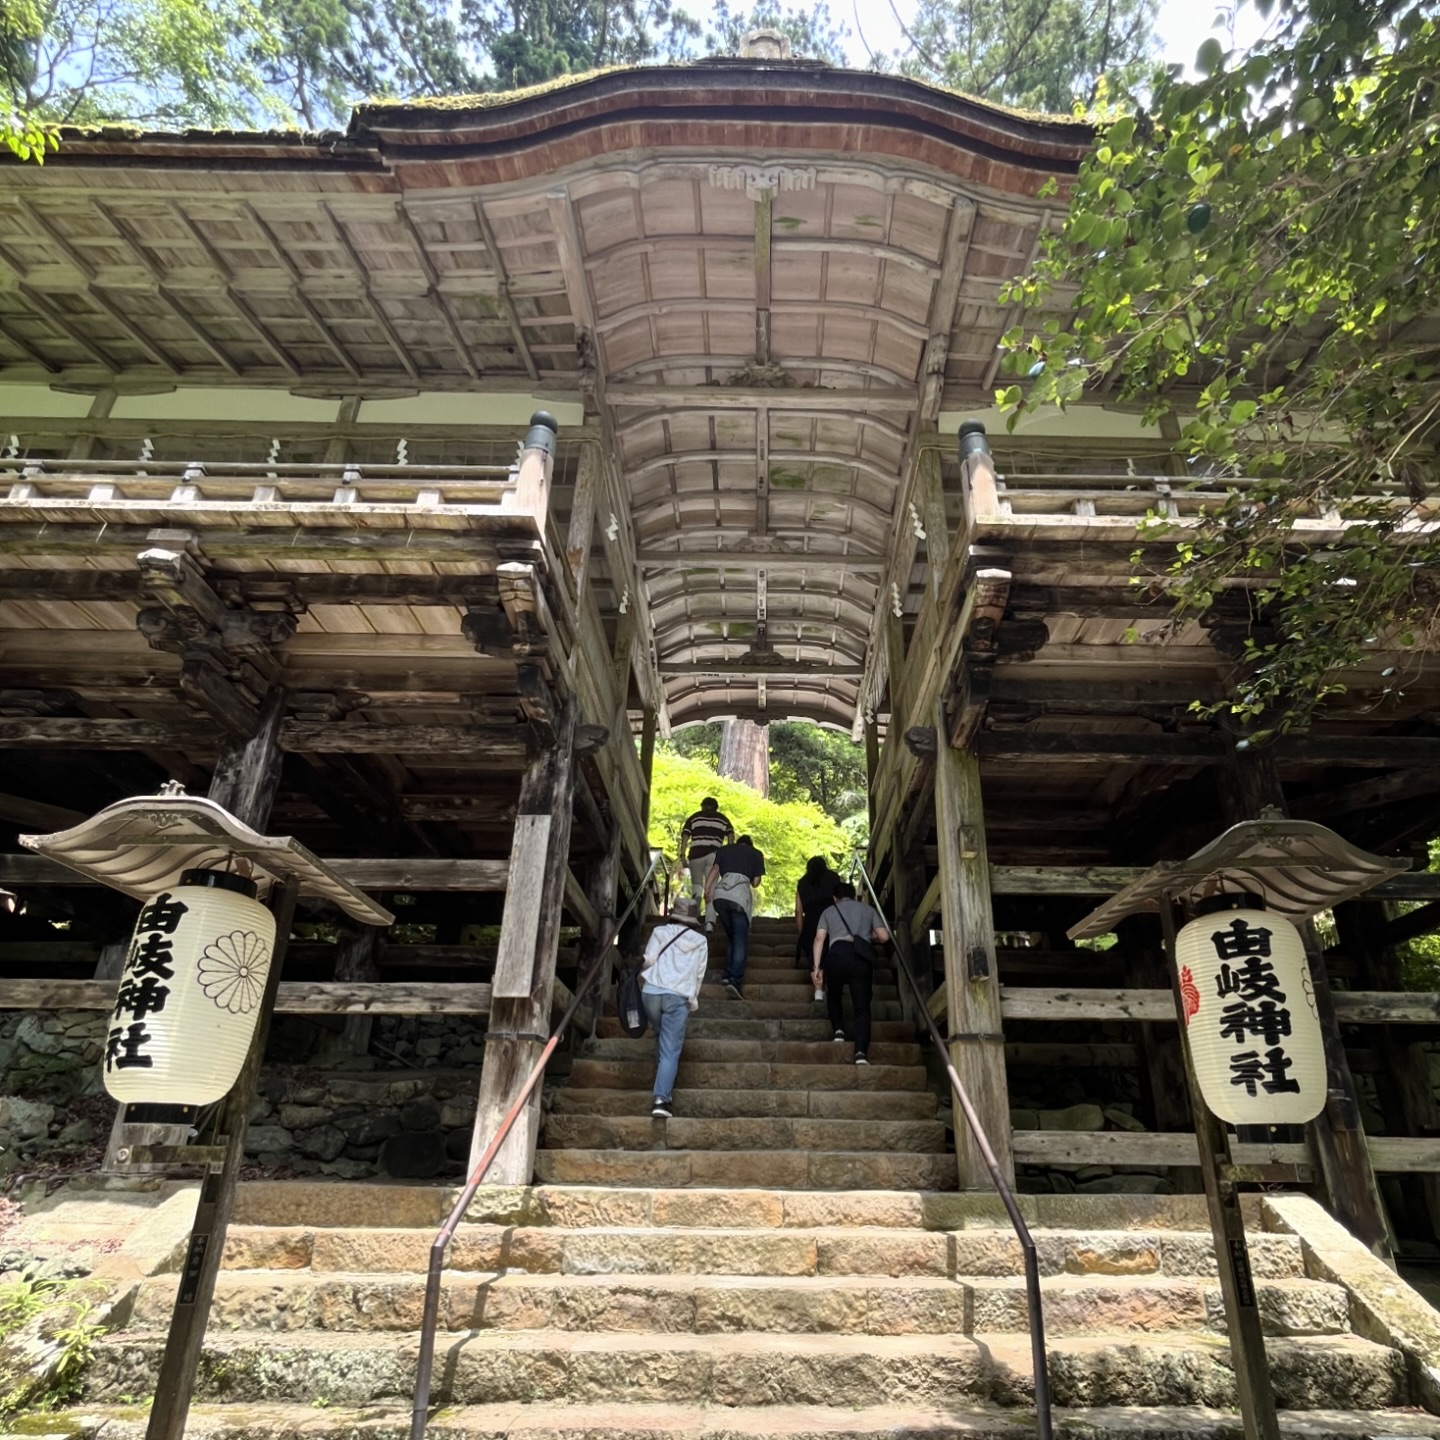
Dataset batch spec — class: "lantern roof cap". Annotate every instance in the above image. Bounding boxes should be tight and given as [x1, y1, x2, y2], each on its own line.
[1066, 815, 1408, 941]
[20, 790, 392, 926]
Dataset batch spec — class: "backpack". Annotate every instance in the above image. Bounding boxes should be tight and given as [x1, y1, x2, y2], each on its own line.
[617, 963, 648, 1037]
[616, 928, 687, 1038]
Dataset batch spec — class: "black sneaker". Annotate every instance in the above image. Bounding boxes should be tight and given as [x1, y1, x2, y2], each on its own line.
[833, 1030, 846, 1042]
[651, 1098, 673, 1118]
[723, 981, 742, 1000]
[854, 1053, 870, 1066]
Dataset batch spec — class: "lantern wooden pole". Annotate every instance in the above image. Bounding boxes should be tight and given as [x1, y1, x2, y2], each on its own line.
[146, 873, 300, 1440]
[1220, 740, 1393, 1262]
[1160, 896, 1280, 1440]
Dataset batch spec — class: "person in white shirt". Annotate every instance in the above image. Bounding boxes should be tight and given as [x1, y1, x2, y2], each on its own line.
[640, 896, 710, 1118]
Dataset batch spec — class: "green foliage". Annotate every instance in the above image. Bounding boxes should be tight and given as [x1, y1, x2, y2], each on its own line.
[767, 723, 867, 824]
[704, 0, 851, 63]
[0, 1268, 106, 1418]
[1000, 0, 1440, 732]
[898, 0, 1159, 112]
[2, 0, 289, 127]
[665, 722, 722, 770]
[647, 749, 847, 916]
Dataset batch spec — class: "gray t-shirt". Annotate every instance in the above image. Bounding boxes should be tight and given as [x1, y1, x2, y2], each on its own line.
[817, 899, 882, 948]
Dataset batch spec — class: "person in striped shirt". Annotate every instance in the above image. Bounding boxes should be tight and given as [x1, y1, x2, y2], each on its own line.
[679, 796, 733, 922]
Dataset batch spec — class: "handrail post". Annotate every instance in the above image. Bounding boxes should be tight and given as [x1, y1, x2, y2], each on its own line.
[851, 855, 1052, 1440]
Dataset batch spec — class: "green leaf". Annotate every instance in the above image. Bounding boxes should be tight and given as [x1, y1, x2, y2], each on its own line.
[1196, 37, 1223, 74]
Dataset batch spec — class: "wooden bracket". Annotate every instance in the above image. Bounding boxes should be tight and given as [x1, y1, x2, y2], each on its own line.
[516, 664, 559, 749]
[574, 722, 611, 756]
[136, 548, 298, 737]
[903, 726, 937, 757]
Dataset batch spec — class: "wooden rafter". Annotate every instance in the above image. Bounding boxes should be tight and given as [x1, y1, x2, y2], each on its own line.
[394, 205, 482, 380]
[13, 199, 180, 374]
[607, 384, 916, 412]
[92, 202, 241, 377]
[0, 313, 60, 374]
[612, 353, 917, 390]
[166, 203, 302, 378]
[472, 199, 540, 381]
[320, 203, 422, 382]
[242, 202, 362, 379]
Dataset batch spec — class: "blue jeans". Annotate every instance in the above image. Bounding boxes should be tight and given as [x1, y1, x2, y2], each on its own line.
[714, 900, 749, 991]
[642, 989, 690, 1102]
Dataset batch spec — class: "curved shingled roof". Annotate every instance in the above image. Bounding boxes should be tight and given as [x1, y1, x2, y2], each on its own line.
[0, 59, 1092, 729]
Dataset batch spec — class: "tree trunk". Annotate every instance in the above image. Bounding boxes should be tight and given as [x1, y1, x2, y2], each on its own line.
[719, 719, 768, 795]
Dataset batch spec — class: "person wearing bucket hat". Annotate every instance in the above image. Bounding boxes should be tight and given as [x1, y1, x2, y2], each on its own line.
[639, 896, 709, 1118]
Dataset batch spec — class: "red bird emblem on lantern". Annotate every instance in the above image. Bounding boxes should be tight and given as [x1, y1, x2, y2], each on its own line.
[1180, 966, 1201, 1026]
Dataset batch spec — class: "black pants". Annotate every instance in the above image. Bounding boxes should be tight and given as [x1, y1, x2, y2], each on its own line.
[823, 944, 872, 1056]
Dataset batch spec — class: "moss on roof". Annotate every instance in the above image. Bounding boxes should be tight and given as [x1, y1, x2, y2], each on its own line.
[357, 60, 1091, 132]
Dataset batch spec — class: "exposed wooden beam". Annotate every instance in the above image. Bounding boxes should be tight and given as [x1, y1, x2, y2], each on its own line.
[636, 549, 886, 572]
[0, 853, 510, 890]
[979, 732, 1440, 768]
[91, 202, 241, 376]
[242, 202, 363, 379]
[394, 204, 483, 381]
[321, 203, 422, 382]
[475, 198, 540, 381]
[658, 661, 866, 677]
[0, 313, 61, 374]
[167, 203, 303, 377]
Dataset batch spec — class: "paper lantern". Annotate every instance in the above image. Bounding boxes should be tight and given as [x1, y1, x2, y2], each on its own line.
[1174, 893, 1326, 1125]
[103, 869, 276, 1108]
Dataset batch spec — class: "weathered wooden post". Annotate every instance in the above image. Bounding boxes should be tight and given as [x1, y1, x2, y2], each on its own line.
[470, 695, 579, 1183]
[934, 696, 1014, 1186]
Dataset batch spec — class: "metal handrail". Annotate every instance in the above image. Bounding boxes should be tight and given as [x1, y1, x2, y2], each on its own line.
[848, 855, 1053, 1440]
[409, 850, 668, 1440]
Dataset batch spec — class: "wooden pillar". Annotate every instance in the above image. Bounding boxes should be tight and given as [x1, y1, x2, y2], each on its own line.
[914, 448, 951, 607]
[512, 411, 557, 523]
[207, 686, 286, 832]
[639, 707, 658, 831]
[471, 696, 579, 1184]
[566, 444, 599, 594]
[864, 716, 880, 831]
[934, 701, 1012, 1186]
[318, 924, 383, 1062]
[576, 827, 622, 1035]
[1117, 914, 1200, 1191]
[1334, 900, 1440, 1242]
[1221, 739, 1393, 1261]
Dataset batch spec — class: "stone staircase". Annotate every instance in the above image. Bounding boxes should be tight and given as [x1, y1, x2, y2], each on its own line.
[67, 1181, 1440, 1439]
[537, 914, 958, 1190]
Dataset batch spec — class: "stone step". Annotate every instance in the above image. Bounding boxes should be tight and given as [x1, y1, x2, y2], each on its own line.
[220, 1221, 1306, 1280]
[40, 1401, 1440, 1440]
[531, 1149, 961, 1189]
[579, 1038, 924, 1065]
[698, 982, 901, 1001]
[565, 1059, 929, 1092]
[540, 1115, 949, 1154]
[82, 1329, 1408, 1409]
[135, 1270, 1348, 1339]
[229, 1182, 1227, 1234]
[603, 1001, 907, 1022]
[550, 1087, 938, 1118]
[593, 1017, 917, 1042]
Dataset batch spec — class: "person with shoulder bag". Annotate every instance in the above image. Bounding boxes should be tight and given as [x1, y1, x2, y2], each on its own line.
[636, 897, 710, 1118]
[812, 882, 889, 1066]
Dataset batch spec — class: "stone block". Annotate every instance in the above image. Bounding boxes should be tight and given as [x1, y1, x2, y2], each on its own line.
[295, 1124, 346, 1161]
[278, 1103, 332, 1130]
[0, 1095, 54, 1140]
[815, 1232, 949, 1278]
[243, 1124, 294, 1156]
[380, 1131, 445, 1179]
[651, 1189, 784, 1229]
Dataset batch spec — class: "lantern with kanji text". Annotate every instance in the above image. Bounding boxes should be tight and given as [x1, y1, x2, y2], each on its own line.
[103, 869, 277, 1109]
[1173, 893, 1327, 1126]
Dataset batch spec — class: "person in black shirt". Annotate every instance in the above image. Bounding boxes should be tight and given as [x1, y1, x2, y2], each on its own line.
[794, 855, 841, 969]
[704, 834, 765, 998]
